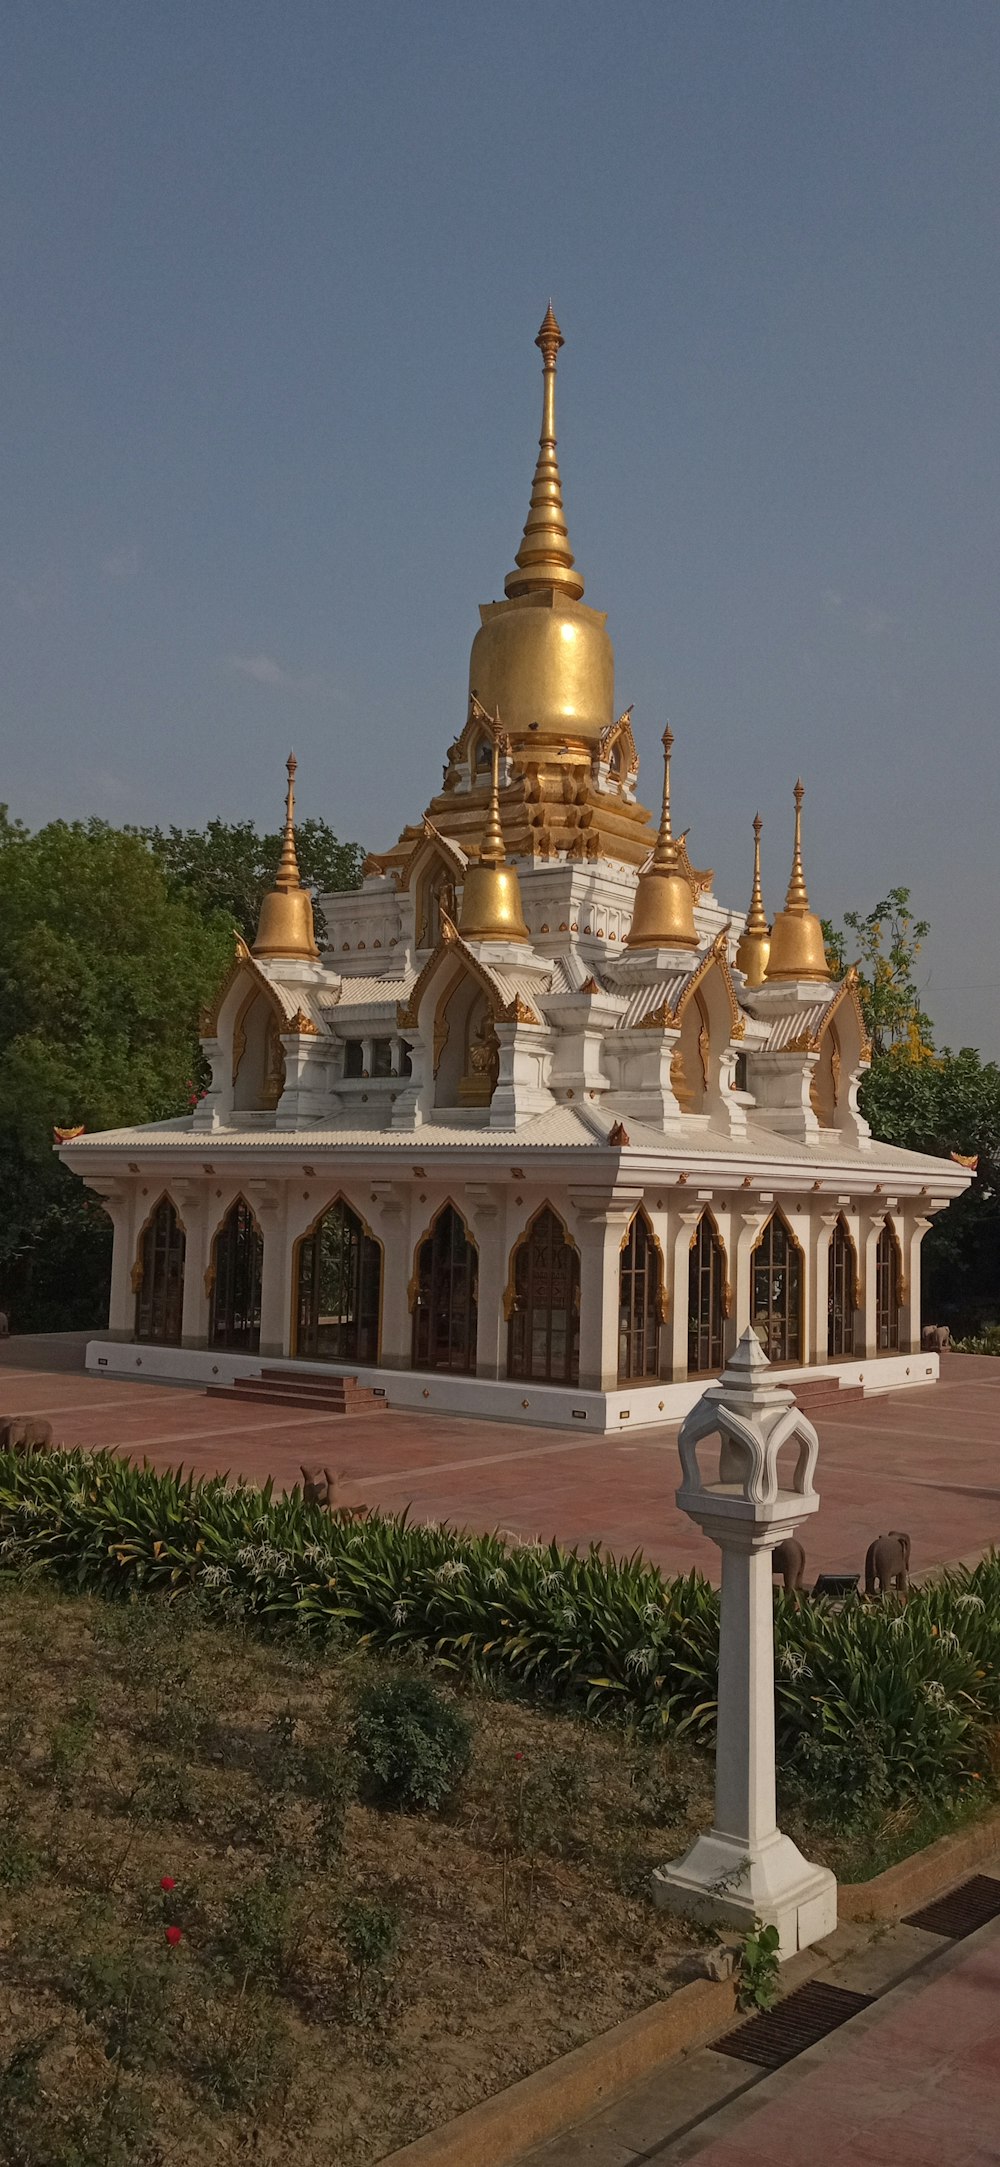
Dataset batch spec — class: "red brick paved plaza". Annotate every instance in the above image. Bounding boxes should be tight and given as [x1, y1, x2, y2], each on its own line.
[1, 1336, 998, 1583]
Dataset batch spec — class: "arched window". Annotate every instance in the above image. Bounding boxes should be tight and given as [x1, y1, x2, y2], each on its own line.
[751, 1212, 803, 1365]
[507, 1206, 580, 1386]
[412, 1205, 478, 1373]
[688, 1212, 726, 1375]
[876, 1224, 901, 1352]
[827, 1216, 856, 1358]
[210, 1200, 263, 1353]
[134, 1198, 185, 1346]
[296, 1199, 382, 1364]
[618, 1211, 663, 1381]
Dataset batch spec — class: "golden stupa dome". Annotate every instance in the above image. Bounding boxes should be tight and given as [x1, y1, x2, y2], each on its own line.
[458, 737, 529, 941]
[467, 307, 615, 747]
[253, 754, 319, 961]
[765, 781, 830, 983]
[625, 729, 699, 951]
[734, 813, 770, 989]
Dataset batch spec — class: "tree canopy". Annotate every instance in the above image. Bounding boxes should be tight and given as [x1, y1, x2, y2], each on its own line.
[823, 885, 999, 1332]
[0, 806, 364, 1330]
[141, 818, 365, 946]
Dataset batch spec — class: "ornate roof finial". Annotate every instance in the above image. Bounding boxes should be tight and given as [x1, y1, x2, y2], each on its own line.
[252, 752, 319, 961]
[625, 727, 698, 951]
[735, 812, 770, 989]
[505, 305, 585, 603]
[276, 753, 303, 888]
[786, 779, 810, 912]
[652, 725, 677, 867]
[765, 779, 829, 983]
[458, 734, 529, 941]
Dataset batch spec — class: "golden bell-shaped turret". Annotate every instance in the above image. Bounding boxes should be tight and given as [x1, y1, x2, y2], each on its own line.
[253, 754, 319, 961]
[457, 738, 529, 941]
[625, 728, 699, 951]
[765, 781, 830, 983]
[734, 814, 771, 989]
[467, 307, 615, 747]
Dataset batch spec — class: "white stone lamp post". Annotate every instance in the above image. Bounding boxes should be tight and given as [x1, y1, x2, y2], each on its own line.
[652, 1329, 837, 1956]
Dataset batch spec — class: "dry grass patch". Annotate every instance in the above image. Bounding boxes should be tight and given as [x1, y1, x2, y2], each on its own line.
[0, 1577, 711, 2166]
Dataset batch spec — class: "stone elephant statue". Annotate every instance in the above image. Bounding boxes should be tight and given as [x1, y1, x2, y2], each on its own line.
[0, 1415, 54, 1453]
[921, 1324, 952, 1352]
[864, 1530, 911, 1597]
[772, 1538, 806, 1594]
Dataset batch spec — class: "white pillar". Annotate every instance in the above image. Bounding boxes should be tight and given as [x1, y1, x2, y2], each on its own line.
[670, 1207, 704, 1379]
[734, 1205, 768, 1340]
[468, 1185, 504, 1378]
[175, 1183, 210, 1349]
[247, 1182, 288, 1359]
[89, 1180, 135, 1340]
[814, 1212, 839, 1366]
[862, 1211, 885, 1360]
[368, 1183, 410, 1369]
[653, 1331, 837, 1957]
[906, 1214, 932, 1353]
[570, 1191, 641, 1391]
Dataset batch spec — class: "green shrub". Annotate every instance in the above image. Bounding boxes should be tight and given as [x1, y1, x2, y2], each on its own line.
[954, 1324, 1000, 1355]
[1, 1447, 999, 1817]
[349, 1677, 471, 1812]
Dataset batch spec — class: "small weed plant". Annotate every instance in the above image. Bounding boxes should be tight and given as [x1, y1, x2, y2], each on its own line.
[736, 1921, 781, 2012]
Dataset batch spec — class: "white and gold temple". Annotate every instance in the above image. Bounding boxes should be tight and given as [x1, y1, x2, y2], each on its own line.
[64, 311, 969, 1428]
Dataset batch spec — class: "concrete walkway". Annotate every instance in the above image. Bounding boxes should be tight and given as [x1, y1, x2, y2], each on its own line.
[521, 1909, 1000, 2166]
[0, 1337, 998, 1585]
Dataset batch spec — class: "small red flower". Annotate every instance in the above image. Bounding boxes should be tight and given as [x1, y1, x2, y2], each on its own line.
[165, 1925, 183, 1947]
[513, 1752, 524, 1763]
[160, 1875, 176, 1891]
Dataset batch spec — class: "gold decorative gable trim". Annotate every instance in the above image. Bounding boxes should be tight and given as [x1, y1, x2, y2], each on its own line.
[203, 944, 291, 1040]
[396, 932, 543, 1032]
[635, 934, 746, 1041]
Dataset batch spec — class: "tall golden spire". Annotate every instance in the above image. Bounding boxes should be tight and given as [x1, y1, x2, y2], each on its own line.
[458, 737, 529, 941]
[253, 753, 319, 961]
[625, 728, 698, 950]
[505, 305, 585, 603]
[735, 813, 771, 989]
[765, 780, 830, 983]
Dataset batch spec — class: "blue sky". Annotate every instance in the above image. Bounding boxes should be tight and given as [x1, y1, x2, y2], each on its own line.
[2, 1, 998, 1051]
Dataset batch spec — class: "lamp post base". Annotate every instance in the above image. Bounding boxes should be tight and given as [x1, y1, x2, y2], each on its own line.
[652, 1827, 837, 1958]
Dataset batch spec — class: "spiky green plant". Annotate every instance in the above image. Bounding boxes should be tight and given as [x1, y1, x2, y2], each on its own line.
[0, 1448, 997, 1809]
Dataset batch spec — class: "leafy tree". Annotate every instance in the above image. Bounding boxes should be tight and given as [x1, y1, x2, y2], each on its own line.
[0, 810, 234, 1330]
[141, 818, 365, 946]
[861, 1044, 1000, 1330]
[822, 888, 934, 1059]
[823, 887, 999, 1331]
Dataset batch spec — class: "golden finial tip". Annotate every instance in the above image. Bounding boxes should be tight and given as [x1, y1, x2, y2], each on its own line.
[794, 777, 805, 805]
[662, 724, 675, 753]
[536, 302, 563, 352]
[753, 812, 762, 838]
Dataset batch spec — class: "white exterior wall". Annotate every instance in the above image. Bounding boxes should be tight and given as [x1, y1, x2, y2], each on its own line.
[94, 1162, 949, 1425]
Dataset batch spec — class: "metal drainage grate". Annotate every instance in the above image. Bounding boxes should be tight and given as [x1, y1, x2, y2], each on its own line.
[714, 1981, 873, 2070]
[904, 1874, 1000, 1940]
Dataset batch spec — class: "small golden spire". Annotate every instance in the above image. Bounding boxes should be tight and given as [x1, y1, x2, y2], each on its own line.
[625, 727, 698, 951]
[735, 813, 770, 989]
[786, 779, 810, 911]
[765, 779, 829, 983]
[458, 737, 529, 941]
[253, 752, 319, 961]
[505, 306, 585, 603]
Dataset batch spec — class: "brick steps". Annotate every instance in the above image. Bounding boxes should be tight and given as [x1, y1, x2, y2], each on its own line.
[206, 1366, 383, 1415]
[792, 1379, 866, 1413]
